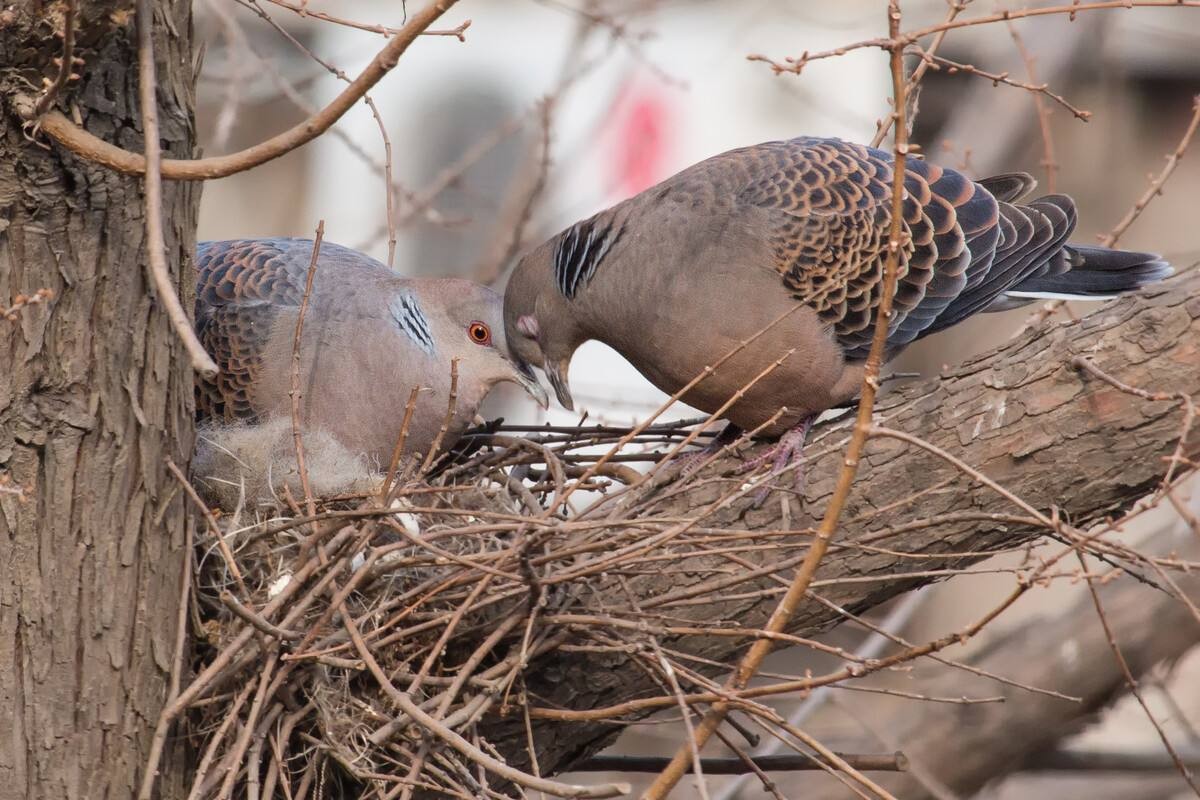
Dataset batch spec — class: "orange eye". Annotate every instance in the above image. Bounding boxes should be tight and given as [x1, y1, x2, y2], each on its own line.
[467, 321, 492, 346]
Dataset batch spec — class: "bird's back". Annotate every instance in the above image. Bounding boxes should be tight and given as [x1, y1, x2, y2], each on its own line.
[193, 238, 404, 422]
[550, 137, 1169, 361]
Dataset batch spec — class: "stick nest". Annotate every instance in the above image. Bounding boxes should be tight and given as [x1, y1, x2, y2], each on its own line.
[184, 418, 728, 799]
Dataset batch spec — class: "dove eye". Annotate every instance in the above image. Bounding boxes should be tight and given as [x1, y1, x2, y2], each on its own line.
[467, 321, 492, 346]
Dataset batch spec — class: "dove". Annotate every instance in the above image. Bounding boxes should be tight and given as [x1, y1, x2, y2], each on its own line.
[503, 137, 1172, 488]
[194, 238, 548, 472]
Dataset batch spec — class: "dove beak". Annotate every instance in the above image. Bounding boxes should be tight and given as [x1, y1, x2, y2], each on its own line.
[544, 358, 575, 412]
[510, 358, 550, 410]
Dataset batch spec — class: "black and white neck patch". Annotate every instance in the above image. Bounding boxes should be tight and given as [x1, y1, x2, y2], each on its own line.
[553, 216, 624, 299]
[390, 293, 435, 354]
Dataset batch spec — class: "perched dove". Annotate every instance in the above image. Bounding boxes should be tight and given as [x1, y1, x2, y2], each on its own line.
[195, 238, 547, 470]
[504, 137, 1171, 478]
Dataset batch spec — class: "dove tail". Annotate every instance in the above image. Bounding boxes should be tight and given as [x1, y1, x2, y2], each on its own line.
[1003, 245, 1174, 302]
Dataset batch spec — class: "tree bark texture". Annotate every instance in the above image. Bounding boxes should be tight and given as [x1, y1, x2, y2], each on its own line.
[482, 271, 1200, 778]
[0, 4, 198, 799]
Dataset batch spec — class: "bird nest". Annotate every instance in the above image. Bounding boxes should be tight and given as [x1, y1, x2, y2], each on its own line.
[181, 416, 744, 800]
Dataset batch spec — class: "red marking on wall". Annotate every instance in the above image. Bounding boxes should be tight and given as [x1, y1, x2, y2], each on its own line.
[606, 79, 675, 200]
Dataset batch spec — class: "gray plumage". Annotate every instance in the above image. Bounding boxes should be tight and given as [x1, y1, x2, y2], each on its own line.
[504, 137, 1172, 436]
[195, 238, 547, 469]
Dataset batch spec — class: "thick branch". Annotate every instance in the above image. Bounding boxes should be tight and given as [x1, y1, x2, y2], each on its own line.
[484, 268, 1200, 778]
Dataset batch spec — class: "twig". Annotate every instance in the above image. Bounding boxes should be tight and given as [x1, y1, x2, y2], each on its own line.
[365, 95, 398, 268]
[32, 0, 78, 117]
[1005, 19, 1059, 191]
[748, 2, 1200, 75]
[263, 0, 470, 40]
[418, 359, 460, 475]
[341, 613, 631, 798]
[641, 5, 913, 795]
[1100, 94, 1200, 247]
[1027, 746, 1200, 772]
[290, 224, 324, 532]
[2, 288, 55, 322]
[229, 0, 401, 268]
[1071, 355, 1197, 489]
[16, 0, 462, 180]
[219, 591, 302, 641]
[575, 752, 908, 774]
[1016, 93, 1200, 333]
[871, 0, 964, 148]
[164, 458, 247, 595]
[913, 48, 1091, 121]
[380, 387, 423, 501]
[713, 589, 930, 800]
[134, 0, 219, 378]
[1076, 550, 1200, 795]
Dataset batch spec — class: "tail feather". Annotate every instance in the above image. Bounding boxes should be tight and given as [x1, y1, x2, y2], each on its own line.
[1001, 244, 1172, 303]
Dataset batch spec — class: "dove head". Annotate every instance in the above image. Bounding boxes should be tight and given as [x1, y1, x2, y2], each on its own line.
[503, 240, 589, 412]
[411, 278, 548, 411]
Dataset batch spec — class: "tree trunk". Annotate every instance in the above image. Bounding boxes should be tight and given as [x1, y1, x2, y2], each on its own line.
[0, 3, 198, 799]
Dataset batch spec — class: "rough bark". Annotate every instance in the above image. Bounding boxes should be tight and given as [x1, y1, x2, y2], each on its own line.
[481, 270, 1200, 778]
[806, 532, 1200, 799]
[0, 4, 198, 799]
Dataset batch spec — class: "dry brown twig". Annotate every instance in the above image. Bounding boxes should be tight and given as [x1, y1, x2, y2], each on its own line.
[912, 47, 1091, 120]
[14, 0, 462, 180]
[31, 0, 79, 117]
[290, 225, 325, 531]
[1005, 18, 1060, 191]
[263, 0, 471, 40]
[1018, 93, 1200, 332]
[1077, 550, 1200, 794]
[134, 0, 219, 378]
[2, 288, 55, 322]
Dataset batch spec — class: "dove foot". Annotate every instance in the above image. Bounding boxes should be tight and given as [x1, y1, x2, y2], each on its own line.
[741, 415, 816, 508]
[672, 423, 745, 477]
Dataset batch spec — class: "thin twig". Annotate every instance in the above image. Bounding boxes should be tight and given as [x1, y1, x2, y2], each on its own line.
[1101, 94, 1200, 247]
[263, 0, 470, 39]
[17, 0, 462, 180]
[1076, 550, 1200, 795]
[575, 752, 908, 774]
[1005, 19, 1059, 191]
[913, 48, 1091, 121]
[1016, 94, 1200, 333]
[290, 224, 324, 531]
[219, 591, 302, 641]
[32, 0, 78, 117]
[134, 0, 219, 378]
[165, 458, 247, 595]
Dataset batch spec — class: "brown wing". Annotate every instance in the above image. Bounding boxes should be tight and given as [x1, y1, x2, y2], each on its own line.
[193, 239, 311, 422]
[737, 138, 1085, 359]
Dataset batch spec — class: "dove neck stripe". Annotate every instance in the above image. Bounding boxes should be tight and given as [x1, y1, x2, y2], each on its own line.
[390, 293, 435, 353]
[553, 216, 624, 299]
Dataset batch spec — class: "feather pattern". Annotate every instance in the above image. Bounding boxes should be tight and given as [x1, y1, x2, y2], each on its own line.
[553, 215, 625, 299]
[194, 238, 406, 422]
[733, 137, 1167, 358]
[390, 294, 435, 353]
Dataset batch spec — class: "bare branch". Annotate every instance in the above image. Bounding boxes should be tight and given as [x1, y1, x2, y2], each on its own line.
[14, 0, 461, 181]
[134, 0, 218, 378]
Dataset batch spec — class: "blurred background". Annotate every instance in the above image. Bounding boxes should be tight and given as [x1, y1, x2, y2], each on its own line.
[194, 1, 1200, 797]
